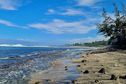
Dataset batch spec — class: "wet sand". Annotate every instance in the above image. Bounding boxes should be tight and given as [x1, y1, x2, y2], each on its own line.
[29, 58, 79, 84]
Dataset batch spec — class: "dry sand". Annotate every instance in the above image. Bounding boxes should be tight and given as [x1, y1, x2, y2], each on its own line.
[73, 50, 126, 84]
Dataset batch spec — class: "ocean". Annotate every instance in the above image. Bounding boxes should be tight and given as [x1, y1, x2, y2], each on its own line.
[0, 47, 90, 84]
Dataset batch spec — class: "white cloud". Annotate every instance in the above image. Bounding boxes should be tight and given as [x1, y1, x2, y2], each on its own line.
[0, 0, 22, 10]
[47, 9, 56, 14]
[0, 19, 18, 27]
[29, 19, 97, 34]
[0, 19, 27, 28]
[69, 35, 109, 43]
[61, 9, 85, 16]
[47, 8, 85, 16]
[0, 0, 28, 10]
[77, 0, 100, 6]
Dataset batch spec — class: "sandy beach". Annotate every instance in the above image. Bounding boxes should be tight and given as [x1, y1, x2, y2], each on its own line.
[73, 50, 126, 84]
[28, 49, 126, 84]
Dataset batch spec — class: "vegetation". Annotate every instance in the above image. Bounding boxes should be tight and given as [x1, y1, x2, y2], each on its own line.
[97, 3, 126, 49]
[71, 40, 107, 47]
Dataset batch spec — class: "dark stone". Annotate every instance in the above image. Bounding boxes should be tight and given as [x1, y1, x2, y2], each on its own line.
[65, 66, 67, 68]
[77, 65, 81, 67]
[65, 66, 68, 71]
[98, 68, 105, 74]
[110, 74, 117, 80]
[119, 75, 126, 79]
[65, 68, 68, 71]
[35, 81, 40, 84]
[71, 80, 76, 84]
[81, 60, 87, 63]
[83, 70, 89, 74]
[95, 80, 99, 83]
[86, 53, 89, 55]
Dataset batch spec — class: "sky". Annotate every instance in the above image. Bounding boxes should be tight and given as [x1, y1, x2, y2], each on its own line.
[0, 0, 125, 46]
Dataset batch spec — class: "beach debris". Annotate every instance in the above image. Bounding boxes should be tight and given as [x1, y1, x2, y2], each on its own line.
[98, 68, 105, 74]
[119, 75, 126, 79]
[83, 70, 89, 74]
[110, 74, 117, 80]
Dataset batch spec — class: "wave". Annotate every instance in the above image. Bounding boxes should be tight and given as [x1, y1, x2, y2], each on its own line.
[0, 44, 25, 47]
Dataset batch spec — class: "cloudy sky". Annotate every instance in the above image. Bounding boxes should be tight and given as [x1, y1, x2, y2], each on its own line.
[0, 0, 124, 46]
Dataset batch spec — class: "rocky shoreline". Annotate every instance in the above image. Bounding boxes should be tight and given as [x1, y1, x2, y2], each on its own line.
[30, 48, 126, 84]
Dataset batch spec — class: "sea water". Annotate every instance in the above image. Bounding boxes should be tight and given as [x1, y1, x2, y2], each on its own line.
[0, 47, 90, 84]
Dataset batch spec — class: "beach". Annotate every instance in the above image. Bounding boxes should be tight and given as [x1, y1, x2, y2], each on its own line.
[0, 47, 126, 84]
[29, 49, 126, 84]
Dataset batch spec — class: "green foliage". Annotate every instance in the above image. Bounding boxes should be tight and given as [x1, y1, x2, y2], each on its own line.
[97, 3, 126, 49]
[72, 40, 107, 47]
[98, 4, 126, 38]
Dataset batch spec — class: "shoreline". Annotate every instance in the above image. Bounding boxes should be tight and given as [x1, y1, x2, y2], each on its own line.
[29, 58, 80, 84]
[28, 48, 126, 84]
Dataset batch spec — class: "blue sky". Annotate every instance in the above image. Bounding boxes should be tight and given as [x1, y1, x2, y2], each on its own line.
[0, 0, 125, 46]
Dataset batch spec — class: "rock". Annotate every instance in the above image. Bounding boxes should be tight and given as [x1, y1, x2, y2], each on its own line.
[119, 75, 126, 79]
[110, 74, 117, 80]
[65, 68, 68, 71]
[81, 70, 83, 73]
[95, 80, 99, 83]
[65, 66, 68, 71]
[71, 80, 76, 84]
[77, 65, 81, 67]
[81, 60, 87, 63]
[81, 56, 85, 58]
[86, 53, 89, 55]
[98, 68, 105, 74]
[83, 70, 89, 74]
[35, 81, 40, 84]
[65, 66, 67, 68]
[45, 79, 51, 82]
